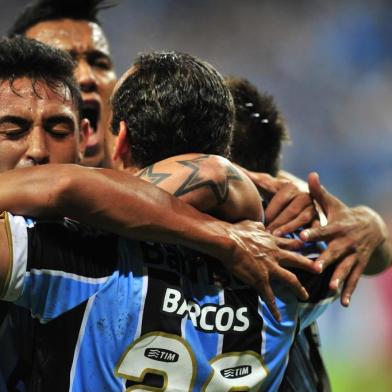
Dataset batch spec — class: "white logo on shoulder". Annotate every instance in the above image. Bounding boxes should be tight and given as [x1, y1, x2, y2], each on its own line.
[162, 288, 250, 333]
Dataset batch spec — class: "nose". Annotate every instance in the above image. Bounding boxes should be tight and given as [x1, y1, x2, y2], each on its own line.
[76, 59, 98, 93]
[26, 127, 50, 165]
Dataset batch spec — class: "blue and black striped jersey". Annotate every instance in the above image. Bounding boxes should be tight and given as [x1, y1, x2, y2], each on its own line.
[2, 213, 336, 392]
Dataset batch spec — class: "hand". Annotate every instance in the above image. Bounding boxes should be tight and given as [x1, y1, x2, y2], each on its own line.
[243, 170, 318, 235]
[265, 181, 318, 236]
[217, 219, 321, 322]
[300, 172, 387, 306]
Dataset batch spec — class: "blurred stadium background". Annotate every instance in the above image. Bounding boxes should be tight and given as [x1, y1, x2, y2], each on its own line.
[1, 0, 391, 390]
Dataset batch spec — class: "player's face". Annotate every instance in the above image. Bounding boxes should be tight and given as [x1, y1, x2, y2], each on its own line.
[26, 19, 117, 168]
[0, 78, 84, 172]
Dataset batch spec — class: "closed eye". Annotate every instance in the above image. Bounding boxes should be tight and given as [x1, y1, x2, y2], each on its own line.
[0, 116, 30, 140]
[4, 128, 29, 140]
[88, 51, 113, 70]
[45, 116, 75, 138]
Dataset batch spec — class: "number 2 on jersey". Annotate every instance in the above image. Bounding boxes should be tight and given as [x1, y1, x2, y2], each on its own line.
[116, 332, 268, 391]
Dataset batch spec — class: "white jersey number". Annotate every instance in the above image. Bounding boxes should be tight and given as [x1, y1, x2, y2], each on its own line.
[116, 332, 268, 391]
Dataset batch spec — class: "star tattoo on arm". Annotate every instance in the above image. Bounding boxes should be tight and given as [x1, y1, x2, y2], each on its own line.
[174, 155, 243, 205]
[137, 165, 171, 185]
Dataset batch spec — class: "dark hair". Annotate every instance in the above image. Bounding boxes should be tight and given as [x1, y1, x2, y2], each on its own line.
[111, 51, 234, 168]
[9, 0, 114, 36]
[0, 36, 82, 117]
[226, 77, 289, 176]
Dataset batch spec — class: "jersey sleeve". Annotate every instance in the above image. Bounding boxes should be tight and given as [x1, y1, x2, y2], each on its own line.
[0, 212, 28, 302]
[1, 214, 118, 323]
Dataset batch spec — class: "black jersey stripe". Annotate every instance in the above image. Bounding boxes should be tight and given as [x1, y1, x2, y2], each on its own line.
[22, 300, 87, 392]
[221, 288, 263, 353]
[127, 244, 184, 390]
[27, 220, 118, 278]
[294, 263, 336, 303]
[140, 266, 182, 335]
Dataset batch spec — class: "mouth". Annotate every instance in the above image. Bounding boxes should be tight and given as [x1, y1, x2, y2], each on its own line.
[82, 100, 101, 134]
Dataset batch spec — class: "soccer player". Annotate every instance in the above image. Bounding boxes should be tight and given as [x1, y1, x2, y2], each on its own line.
[10, 0, 117, 168]
[9, 0, 317, 239]
[0, 48, 335, 391]
[0, 34, 90, 390]
[0, 36, 315, 390]
[227, 76, 391, 304]
[226, 76, 392, 391]
[227, 76, 331, 391]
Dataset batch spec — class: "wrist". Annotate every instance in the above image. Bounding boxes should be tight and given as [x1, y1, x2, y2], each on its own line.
[354, 205, 388, 243]
[178, 217, 234, 261]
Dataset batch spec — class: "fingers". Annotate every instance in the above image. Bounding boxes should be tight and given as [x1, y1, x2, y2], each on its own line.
[229, 251, 282, 322]
[308, 172, 342, 215]
[311, 219, 321, 228]
[307, 172, 326, 212]
[300, 222, 341, 242]
[314, 238, 355, 271]
[272, 267, 309, 301]
[256, 279, 281, 322]
[270, 206, 317, 236]
[340, 264, 362, 307]
[275, 236, 304, 251]
[267, 193, 311, 232]
[278, 249, 322, 273]
[246, 171, 281, 195]
[329, 253, 357, 291]
[264, 185, 296, 224]
[266, 180, 319, 236]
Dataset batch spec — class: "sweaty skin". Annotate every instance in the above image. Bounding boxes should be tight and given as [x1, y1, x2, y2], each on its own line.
[0, 78, 88, 172]
[137, 154, 264, 223]
[240, 167, 319, 235]
[301, 172, 392, 306]
[246, 169, 392, 305]
[0, 162, 320, 321]
[26, 19, 116, 167]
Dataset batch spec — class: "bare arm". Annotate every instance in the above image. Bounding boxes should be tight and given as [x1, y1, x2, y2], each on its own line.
[0, 164, 317, 320]
[137, 154, 263, 222]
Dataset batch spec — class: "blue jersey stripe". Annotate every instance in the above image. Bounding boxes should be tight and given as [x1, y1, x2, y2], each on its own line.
[71, 242, 146, 391]
[15, 270, 110, 322]
[9, 220, 336, 391]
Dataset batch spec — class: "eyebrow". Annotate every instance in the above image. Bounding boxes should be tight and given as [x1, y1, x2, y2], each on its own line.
[0, 116, 30, 127]
[69, 48, 112, 61]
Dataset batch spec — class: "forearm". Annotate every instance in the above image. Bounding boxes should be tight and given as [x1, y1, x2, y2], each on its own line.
[0, 164, 320, 318]
[0, 164, 233, 259]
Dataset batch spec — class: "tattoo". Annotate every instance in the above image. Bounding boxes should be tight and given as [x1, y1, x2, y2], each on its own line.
[138, 164, 171, 185]
[174, 155, 243, 205]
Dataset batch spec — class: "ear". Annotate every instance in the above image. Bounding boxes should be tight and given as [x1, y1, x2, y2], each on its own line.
[78, 118, 91, 163]
[112, 120, 132, 169]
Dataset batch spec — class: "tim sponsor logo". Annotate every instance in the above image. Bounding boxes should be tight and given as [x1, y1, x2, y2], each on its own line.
[162, 288, 250, 333]
[221, 365, 252, 379]
[144, 348, 179, 363]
